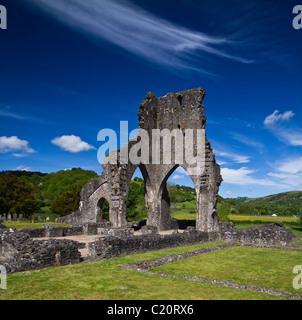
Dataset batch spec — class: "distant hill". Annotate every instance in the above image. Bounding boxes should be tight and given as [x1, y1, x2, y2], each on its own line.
[223, 191, 302, 217]
[247, 191, 302, 206]
[1, 169, 300, 220]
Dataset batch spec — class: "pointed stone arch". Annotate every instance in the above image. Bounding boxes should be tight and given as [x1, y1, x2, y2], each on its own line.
[96, 197, 110, 223]
[57, 88, 222, 233]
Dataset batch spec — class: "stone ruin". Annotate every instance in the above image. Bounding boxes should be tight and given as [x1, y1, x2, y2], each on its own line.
[57, 88, 222, 233]
[0, 88, 298, 274]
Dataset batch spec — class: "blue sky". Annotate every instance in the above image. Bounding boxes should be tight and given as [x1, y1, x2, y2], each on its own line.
[0, 0, 301, 198]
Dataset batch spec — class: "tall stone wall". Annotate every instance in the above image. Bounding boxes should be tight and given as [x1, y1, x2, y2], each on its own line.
[57, 88, 222, 232]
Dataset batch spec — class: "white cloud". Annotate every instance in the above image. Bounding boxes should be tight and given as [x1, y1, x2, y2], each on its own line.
[273, 157, 302, 174]
[172, 174, 185, 180]
[28, 0, 252, 73]
[274, 130, 302, 147]
[267, 157, 302, 188]
[225, 191, 234, 197]
[14, 165, 32, 171]
[51, 135, 96, 153]
[264, 110, 302, 146]
[221, 167, 280, 187]
[0, 136, 35, 154]
[264, 110, 295, 127]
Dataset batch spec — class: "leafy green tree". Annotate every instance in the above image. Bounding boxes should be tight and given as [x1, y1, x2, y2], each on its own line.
[298, 208, 302, 225]
[50, 184, 83, 216]
[126, 179, 147, 221]
[217, 202, 231, 222]
[0, 172, 37, 217]
[38, 168, 98, 206]
[238, 202, 257, 215]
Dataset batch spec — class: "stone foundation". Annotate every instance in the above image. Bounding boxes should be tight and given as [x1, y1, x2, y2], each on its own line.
[0, 222, 296, 273]
[0, 228, 81, 273]
[87, 222, 296, 260]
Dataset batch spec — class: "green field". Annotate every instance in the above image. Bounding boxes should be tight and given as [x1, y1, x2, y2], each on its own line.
[228, 215, 299, 223]
[2, 221, 69, 230]
[152, 246, 302, 295]
[169, 213, 302, 237]
[1, 241, 301, 300]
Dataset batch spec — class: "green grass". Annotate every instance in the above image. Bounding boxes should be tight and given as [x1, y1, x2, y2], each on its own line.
[169, 213, 302, 238]
[229, 215, 298, 223]
[0, 241, 294, 300]
[152, 246, 302, 295]
[2, 221, 70, 230]
[291, 240, 302, 245]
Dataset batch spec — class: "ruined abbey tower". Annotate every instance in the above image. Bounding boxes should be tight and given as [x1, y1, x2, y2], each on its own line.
[57, 88, 222, 232]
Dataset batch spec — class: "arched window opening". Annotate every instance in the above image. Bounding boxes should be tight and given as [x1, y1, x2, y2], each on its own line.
[164, 166, 197, 227]
[126, 166, 147, 223]
[97, 198, 109, 222]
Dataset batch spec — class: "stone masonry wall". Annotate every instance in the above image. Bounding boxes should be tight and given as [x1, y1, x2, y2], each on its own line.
[87, 222, 295, 260]
[0, 228, 81, 273]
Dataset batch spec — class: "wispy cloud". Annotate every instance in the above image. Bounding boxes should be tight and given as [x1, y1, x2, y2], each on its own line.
[0, 105, 56, 126]
[267, 157, 302, 188]
[230, 132, 265, 151]
[51, 135, 96, 153]
[264, 110, 295, 126]
[221, 167, 282, 188]
[27, 0, 252, 73]
[214, 149, 250, 164]
[0, 108, 24, 120]
[264, 109, 302, 146]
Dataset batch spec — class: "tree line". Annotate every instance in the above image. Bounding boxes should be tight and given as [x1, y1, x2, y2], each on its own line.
[0, 169, 301, 225]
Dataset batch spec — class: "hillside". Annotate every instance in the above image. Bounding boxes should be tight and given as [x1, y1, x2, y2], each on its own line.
[223, 191, 302, 217]
[1, 169, 301, 221]
[0, 168, 99, 218]
[247, 191, 302, 206]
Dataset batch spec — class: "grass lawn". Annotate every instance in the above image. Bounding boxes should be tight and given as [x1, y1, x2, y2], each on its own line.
[152, 246, 302, 295]
[2, 221, 70, 230]
[0, 241, 295, 300]
[169, 213, 302, 238]
[228, 215, 298, 223]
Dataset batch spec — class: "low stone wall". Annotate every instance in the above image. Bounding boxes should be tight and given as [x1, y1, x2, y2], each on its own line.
[88, 228, 210, 260]
[0, 221, 296, 273]
[0, 228, 81, 273]
[217, 222, 295, 246]
[20, 225, 84, 238]
[87, 222, 296, 260]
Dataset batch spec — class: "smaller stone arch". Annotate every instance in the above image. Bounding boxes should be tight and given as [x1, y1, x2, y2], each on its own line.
[96, 197, 110, 223]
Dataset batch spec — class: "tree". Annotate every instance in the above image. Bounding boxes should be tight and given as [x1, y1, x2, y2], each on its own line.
[298, 208, 302, 225]
[38, 168, 98, 206]
[50, 184, 83, 217]
[217, 202, 231, 222]
[126, 179, 147, 221]
[238, 202, 257, 215]
[0, 172, 37, 217]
